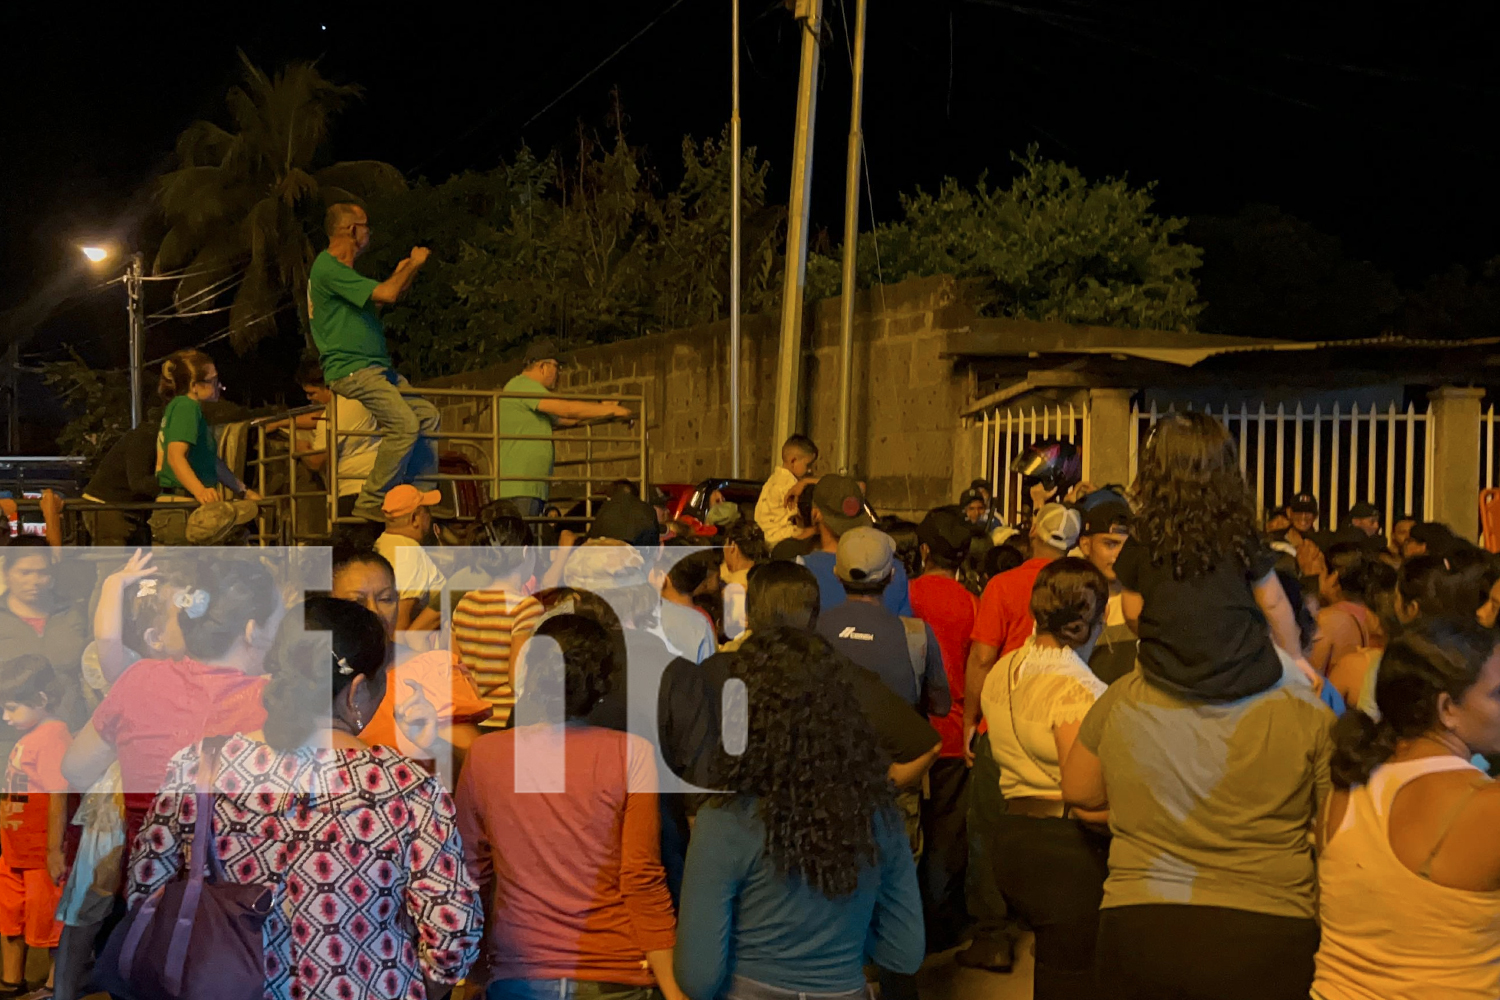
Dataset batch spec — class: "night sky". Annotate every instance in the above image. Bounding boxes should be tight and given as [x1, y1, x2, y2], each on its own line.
[4, 0, 1499, 436]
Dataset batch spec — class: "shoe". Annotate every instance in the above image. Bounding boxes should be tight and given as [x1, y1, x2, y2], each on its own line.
[0, 983, 26, 1000]
[19, 986, 53, 1000]
[954, 935, 1015, 974]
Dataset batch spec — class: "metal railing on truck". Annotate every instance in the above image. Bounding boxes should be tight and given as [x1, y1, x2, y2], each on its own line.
[244, 384, 650, 542]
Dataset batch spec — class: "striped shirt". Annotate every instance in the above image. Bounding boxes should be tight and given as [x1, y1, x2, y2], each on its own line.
[451, 588, 544, 727]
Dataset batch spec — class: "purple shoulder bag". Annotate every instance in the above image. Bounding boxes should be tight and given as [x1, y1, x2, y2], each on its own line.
[96, 738, 275, 1000]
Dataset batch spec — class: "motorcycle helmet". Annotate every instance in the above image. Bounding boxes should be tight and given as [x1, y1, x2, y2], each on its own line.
[1011, 439, 1083, 495]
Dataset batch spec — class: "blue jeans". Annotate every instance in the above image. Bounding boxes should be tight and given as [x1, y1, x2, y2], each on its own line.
[486, 980, 658, 1000]
[329, 365, 441, 512]
[512, 496, 547, 518]
[723, 976, 870, 1000]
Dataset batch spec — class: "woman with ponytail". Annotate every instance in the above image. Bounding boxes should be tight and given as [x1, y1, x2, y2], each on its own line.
[153, 349, 255, 504]
[1313, 619, 1500, 1000]
[62, 555, 285, 851]
[979, 557, 1111, 999]
[128, 596, 482, 1000]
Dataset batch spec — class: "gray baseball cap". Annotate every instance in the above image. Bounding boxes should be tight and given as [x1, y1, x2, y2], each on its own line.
[835, 526, 896, 584]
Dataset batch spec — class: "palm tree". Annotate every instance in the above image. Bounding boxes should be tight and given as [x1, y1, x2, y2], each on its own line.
[154, 52, 406, 348]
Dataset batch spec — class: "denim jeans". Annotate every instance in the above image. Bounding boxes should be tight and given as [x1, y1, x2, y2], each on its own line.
[329, 365, 441, 512]
[512, 496, 547, 518]
[486, 979, 659, 1000]
[722, 975, 870, 1000]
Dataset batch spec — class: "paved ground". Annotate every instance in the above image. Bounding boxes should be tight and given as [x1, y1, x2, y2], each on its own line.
[918, 936, 1035, 1000]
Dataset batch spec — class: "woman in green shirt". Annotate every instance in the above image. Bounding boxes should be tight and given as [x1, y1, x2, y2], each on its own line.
[154, 349, 254, 505]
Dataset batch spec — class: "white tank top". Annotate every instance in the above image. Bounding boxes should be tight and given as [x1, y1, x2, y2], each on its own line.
[1313, 756, 1500, 1000]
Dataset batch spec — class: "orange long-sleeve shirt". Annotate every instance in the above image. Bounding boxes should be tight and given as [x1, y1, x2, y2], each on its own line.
[455, 723, 676, 986]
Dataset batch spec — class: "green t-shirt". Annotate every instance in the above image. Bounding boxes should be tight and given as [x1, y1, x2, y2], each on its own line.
[156, 396, 218, 491]
[498, 375, 557, 501]
[308, 250, 389, 383]
[1077, 658, 1333, 919]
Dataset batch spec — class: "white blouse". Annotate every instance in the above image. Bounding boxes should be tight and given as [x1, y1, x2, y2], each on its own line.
[980, 638, 1107, 800]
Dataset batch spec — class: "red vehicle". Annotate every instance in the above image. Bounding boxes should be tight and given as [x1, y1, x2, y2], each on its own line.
[659, 478, 765, 522]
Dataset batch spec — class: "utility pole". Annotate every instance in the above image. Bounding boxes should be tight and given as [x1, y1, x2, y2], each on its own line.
[4, 338, 17, 454]
[127, 251, 144, 428]
[836, 0, 867, 475]
[771, 0, 822, 454]
[729, 0, 743, 478]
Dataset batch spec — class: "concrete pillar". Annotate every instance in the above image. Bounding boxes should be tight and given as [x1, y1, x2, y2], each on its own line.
[1428, 385, 1485, 541]
[1087, 388, 1136, 490]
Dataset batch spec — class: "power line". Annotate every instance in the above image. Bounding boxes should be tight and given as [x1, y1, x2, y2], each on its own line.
[406, 0, 693, 181]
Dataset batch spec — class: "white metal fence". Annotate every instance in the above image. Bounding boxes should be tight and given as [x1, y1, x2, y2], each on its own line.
[1480, 405, 1500, 491]
[977, 403, 1090, 526]
[1131, 402, 1433, 531]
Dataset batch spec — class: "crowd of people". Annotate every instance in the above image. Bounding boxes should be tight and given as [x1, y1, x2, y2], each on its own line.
[3, 203, 1498, 1000]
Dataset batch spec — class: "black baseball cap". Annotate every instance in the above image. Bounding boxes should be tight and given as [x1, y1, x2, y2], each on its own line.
[918, 508, 973, 561]
[959, 487, 987, 507]
[589, 494, 660, 547]
[1347, 501, 1379, 520]
[521, 338, 564, 365]
[811, 475, 872, 535]
[1080, 498, 1131, 536]
[1288, 491, 1319, 515]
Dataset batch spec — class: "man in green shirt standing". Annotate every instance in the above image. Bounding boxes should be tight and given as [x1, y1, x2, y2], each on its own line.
[308, 202, 442, 521]
[500, 339, 634, 516]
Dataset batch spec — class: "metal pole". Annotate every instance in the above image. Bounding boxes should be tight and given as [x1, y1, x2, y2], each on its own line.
[729, 0, 743, 478]
[836, 0, 867, 475]
[4, 338, 17, 454]
[127, 252, 144, 429]
[771, 0, 822, 453]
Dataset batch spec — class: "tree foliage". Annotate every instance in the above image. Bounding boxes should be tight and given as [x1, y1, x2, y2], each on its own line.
[1189, 205, 1400, 341]
[38, 348, 133, 464]
[807, 149, 1203, 330]
[365, 130, 784, 380]
[154, 52, 405, 349]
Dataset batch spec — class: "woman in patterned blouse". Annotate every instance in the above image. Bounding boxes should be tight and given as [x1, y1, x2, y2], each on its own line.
[127, 596, 483, 1000]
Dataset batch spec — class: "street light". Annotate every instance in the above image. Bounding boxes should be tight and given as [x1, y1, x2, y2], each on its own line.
[79, 244, 145, 428]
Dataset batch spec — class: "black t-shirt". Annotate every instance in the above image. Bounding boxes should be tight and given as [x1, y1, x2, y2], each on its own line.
[1114, 534, 1282, 701]
[770, 535, 818, 562]
[696, 647, 938, 777]
[84, 424, 160, 502]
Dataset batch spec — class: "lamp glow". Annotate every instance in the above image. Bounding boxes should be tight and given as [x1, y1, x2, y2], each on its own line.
[80, 246, 110, 263]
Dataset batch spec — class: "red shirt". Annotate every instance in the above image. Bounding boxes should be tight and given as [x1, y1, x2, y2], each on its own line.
[91, 657, 269, 844]
[1, 719, 71, 868]
[909, 575, 978, 758]
[454, 724, 675, 986]
[972, 558, 1050, 655]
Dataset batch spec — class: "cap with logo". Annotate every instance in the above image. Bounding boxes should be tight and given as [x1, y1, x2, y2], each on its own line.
[959, 487, 987, 508]
[834, 526, 896, 584]
[811, 475, 872, 536]
[1032, 502, 1083, 551]
[382, 485, 442, 519]
[918, 508, 973, 562]
[1288, 491, 1319, 515]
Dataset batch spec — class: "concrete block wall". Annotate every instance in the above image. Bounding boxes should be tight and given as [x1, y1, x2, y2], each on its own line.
[423, 275, 975, 519]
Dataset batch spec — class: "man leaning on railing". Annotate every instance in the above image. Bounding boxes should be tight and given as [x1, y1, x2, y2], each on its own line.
[499, 339, 634, 518]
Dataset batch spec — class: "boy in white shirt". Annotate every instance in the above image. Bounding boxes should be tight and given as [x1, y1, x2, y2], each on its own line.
[754, 434, 819, 547]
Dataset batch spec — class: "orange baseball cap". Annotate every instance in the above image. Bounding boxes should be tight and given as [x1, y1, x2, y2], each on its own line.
[382, 485, 442, 518]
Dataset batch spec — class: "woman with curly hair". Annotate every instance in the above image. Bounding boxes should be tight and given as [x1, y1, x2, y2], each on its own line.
[1116, 411, 1311, 700]
[674, 628, 923, 1000]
